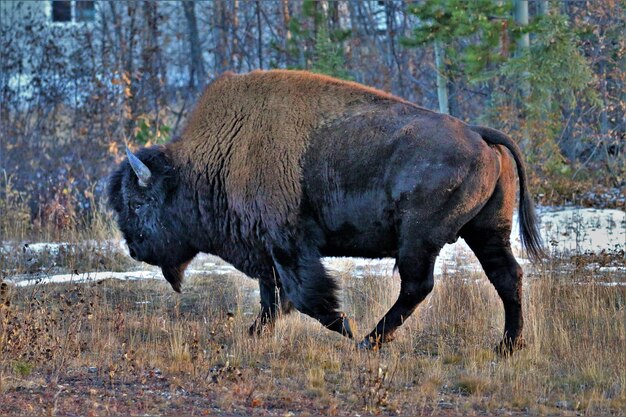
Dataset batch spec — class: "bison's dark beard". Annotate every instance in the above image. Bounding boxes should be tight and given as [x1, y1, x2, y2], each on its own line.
[161, 261, 191, 293]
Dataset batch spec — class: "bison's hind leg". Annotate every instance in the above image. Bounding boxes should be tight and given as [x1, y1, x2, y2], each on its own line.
[463, 232, 525, 355]
[271, 245, 354, 338]
[460, 169, 526, 355]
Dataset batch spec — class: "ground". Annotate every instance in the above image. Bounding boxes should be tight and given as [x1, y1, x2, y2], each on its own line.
[0, 207, 624, 416]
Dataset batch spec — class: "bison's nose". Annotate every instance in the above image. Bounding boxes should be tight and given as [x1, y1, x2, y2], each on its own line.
[129, 247, 137, 259]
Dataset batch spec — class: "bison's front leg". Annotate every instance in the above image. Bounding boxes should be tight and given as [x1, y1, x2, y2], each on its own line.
[249, 280, 294, 336]
[271, 246, 354, 339]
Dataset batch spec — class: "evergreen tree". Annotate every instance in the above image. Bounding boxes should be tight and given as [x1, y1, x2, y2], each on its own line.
[403, 0, 515, 80]
[403, 0, 515, 116]
[272, 0, 351, 80]
[311, 20, 351, 80]
[493, 11, 598, 174]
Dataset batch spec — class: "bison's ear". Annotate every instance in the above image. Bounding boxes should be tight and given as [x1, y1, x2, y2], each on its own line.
[161, 261, 191, 293]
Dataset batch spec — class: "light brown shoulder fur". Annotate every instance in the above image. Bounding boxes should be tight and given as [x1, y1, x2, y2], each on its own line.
[169, 70, 412, 240]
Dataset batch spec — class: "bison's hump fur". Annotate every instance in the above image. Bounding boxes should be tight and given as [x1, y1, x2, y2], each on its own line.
[169, 70, 422, 242]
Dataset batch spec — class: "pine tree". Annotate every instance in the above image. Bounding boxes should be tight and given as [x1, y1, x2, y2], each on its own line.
[403, 0, 515, 80]
[271, 0, 351, 80]
[494, 10, 599, 174]
[311, 21, 351, 80]
[403, 0, 515, 115]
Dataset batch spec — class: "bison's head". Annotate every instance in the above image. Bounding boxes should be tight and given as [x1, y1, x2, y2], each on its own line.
[108, 147, 197, 292]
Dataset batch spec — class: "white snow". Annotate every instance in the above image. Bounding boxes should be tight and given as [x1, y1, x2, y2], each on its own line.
[535, 208, 625, 254]
[10, 266, 243, 287]
[11, 270, 162, 287]
[1, 240, 129, 256]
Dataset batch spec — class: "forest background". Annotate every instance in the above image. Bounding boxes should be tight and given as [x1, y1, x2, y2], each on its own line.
[0, 0, 624, 236]
[0, 2, 624, 415]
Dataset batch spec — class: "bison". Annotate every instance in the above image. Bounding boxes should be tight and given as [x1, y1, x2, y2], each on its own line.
[108, 70, 543, 353]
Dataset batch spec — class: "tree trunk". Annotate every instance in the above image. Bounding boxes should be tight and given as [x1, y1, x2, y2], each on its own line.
[125, 2, 138, 138]
[385, 0, 400, 93]
[515, 0, 530, 148]
[108, 1, 123, 70]
[232, 0, 240, 70]
[537, 0, 551, 115]
[434, 39, 449, 114]
[515, 0, 530, 54]
[255, 0, 263, 69]
[182, 0, 205, 91]
[328, 0, 339, 30]
[515, 0, 530, 96]
[281, 0, 292, 66]
[141, 1, 163, 115]
[346, 0, 362, 82]
[212, 0, 227, 73]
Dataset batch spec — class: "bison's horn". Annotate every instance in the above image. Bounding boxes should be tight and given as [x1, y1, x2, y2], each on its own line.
[125, 147, 152, 187]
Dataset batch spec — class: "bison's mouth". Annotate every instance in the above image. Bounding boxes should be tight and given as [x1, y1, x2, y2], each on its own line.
[125, 240, 155, 264]
[128, 247, 138, 260]
[161, 261, 191, 293]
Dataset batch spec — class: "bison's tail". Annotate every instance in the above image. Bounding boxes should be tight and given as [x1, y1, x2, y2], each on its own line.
[470, 125, 545, 263]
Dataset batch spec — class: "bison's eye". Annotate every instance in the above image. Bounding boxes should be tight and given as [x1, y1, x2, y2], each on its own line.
[130, 202, 144, 212]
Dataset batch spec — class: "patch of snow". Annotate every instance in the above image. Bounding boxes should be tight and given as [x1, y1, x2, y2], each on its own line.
[23, 242, 69, 254]
[511, 208, 625, 255]
[1, 240, 128, 256]
[597, 266, 626, 273]
[322, 238, 480, 277]
[186, 265, 240, 276]
[6, 264, 245, 287]
[533, 208, 625, 254]
[0, 242, 70, 256]
[9, 270, 162, 287]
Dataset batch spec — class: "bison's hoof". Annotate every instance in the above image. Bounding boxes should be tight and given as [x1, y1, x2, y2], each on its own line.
[494, 337, 526, 356]
[248, 321, 273, 337]
[321, 313, 355, 339]
[356, 337, 380, 351]
[248, 324, 259, 337]
[342, 317, 355, 339]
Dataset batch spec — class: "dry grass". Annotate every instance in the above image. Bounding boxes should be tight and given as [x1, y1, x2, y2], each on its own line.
[0, 181, 133, 279]
[0, 252, 624, 416]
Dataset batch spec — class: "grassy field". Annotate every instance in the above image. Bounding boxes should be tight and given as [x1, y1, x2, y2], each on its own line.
[0, 245, 624, 416]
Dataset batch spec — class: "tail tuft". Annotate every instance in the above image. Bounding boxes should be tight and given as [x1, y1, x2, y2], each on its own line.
[519, 190, 546, 262]
[470, 125, 546, 263]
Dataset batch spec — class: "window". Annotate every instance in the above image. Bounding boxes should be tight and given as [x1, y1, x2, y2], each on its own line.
[75, 1, 95, 22]
[51, 1, 95, 23]
[51, 1, 71, 22]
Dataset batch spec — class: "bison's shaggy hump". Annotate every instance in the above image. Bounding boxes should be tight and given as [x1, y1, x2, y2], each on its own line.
[169, 70, 417, 242]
